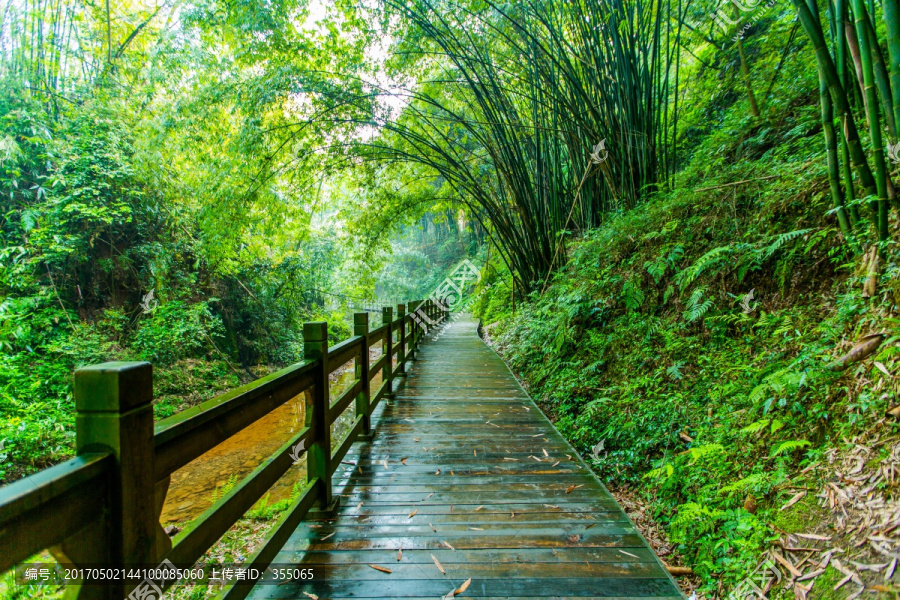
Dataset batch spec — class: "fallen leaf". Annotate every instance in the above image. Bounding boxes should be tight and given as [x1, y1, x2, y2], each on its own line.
[369, 564, 392, 574]
[543, 449, 549, 457]
[456, 578, 471, 594]
[356, 501, 364, 510]
[397, 548, 402, 561]
[773, 552, 802, 577]
[321, 532, 335, 540]
[435, 469, 441, 475]
[552, 461, 560, 467]
[443, 540, 455, 550]
[833, 574, 853, 591]
[469, 527, 484, 531]
[566, 485, 576, 494]
[543, 504, 560, 509]
[618, 550, 639, 558]
[302, 593, 318, 600]
[875, 361, 892, 377]
[408, 509, 418, 518]
[797, 569, 824, 581]
[432, 554, 446, 574]
[401, 457, 408, 465]
[780, 491, 806, 511]
[795, 533, 831, 541]
[474, 505, 484, 511]
[429, 522, 437, 532]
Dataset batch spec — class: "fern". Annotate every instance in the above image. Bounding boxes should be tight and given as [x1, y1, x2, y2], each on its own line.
[740, 418, 771, 434]
[773, 315, 793, 337]
[685, 443, 726, 464]
[644, 256, 667, 283]
[683, 287, 713, 322]
[675, 246, 732, 290]
[670, 502, 725, 540]
[643, 463, 675, 483]
[622, 279, 645, 311]
[718, 473, 768, 497]
[748, 383, 768, 404]
[770, 439, 811, 456]
[761, 228, 812, 261]
[584, 397, 613, 416]
[666, 362, 684, 380]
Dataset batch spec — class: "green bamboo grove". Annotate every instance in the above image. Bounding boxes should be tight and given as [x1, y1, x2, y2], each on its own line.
[793, 0, 900, 244]
[361, 0, 683, 293]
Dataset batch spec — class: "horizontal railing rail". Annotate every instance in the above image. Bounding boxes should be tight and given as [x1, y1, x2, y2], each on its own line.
[0, 298, 449, 600]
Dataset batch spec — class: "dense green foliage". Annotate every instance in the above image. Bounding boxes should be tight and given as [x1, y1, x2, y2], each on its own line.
[5, 0, 900, 593]
[473, 66, 900, 591]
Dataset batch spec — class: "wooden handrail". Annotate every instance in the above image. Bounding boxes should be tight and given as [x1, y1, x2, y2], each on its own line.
[0, 453, 113, 572]
[0, 298, 449, 600]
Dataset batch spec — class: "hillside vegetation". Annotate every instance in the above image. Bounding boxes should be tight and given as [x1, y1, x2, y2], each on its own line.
[473, 81, 900, 595]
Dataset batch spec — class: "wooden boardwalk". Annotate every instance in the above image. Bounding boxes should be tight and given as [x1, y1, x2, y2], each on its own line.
[253, 314, 683, 599]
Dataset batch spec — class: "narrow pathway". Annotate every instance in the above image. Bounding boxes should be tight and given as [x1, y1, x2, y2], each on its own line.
[252, 314, 683, 599]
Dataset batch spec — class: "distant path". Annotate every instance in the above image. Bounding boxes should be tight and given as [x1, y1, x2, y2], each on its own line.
[252, 314, 684, 599]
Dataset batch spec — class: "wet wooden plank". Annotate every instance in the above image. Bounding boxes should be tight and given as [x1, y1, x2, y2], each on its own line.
[248, 315, 683, 600]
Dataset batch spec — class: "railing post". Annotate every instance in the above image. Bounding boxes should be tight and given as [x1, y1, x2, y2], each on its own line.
[354, 313, 372, 436]
[397, 303, 407, 376]
[408, 300, 418, 360]
[382, 306, 394, 398]
[63, 362, 163, 599]
[303, 322, 333, 510]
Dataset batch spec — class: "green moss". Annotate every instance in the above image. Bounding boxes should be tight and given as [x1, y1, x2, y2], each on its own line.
[808, 566, 845, 600]
[771, 495, 825, 534]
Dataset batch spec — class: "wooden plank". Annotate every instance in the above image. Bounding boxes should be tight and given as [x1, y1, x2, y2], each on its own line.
[154, 361, 317, 480]
[330, 416, 364, 473]
[167, 427, 311, 567]
[370, 355, 387, 378]
[328, 378, 362, 421]
[218, 480, 319, 600]
[0, 454, 112, 571]
[327, 336, 363, 373]
[255, 576, 676, 598]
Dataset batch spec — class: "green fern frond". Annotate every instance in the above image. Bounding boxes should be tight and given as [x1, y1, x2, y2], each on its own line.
[770, 439, 811, 456]
[740, 418, 771, 434]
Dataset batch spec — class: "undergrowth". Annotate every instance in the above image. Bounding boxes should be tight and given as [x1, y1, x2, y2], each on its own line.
[473, 99, 900, 594]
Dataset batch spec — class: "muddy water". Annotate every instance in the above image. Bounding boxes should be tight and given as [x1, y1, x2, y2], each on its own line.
[160, 351, 385, 525]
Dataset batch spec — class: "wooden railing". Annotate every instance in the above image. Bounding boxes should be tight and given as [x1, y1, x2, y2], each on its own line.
[0, 299, 448, 600]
